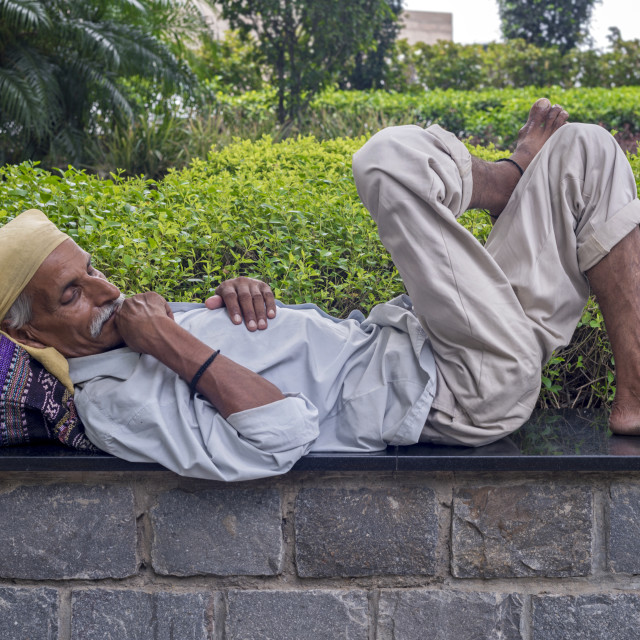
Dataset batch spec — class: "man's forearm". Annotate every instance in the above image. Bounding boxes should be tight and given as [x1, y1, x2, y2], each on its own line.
[114, 292, 286, 418]
[134, 317, 285, 419]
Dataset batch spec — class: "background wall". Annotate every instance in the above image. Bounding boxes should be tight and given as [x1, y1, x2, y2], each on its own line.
[2, 469, 640, 639]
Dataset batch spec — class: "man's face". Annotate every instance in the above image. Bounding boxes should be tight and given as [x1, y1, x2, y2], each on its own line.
[11, 238, 124, 357]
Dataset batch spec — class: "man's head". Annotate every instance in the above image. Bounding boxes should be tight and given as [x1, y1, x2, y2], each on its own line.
[0, 210, 124, 358]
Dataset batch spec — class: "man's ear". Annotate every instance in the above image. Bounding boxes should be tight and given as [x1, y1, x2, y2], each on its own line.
[0, 321, 48, 349]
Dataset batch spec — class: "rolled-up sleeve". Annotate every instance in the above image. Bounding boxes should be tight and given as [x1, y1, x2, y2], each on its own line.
[77, 386, 319, 482]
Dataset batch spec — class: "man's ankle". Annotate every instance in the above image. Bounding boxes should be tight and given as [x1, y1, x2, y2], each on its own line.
[468, 157, 520, 218]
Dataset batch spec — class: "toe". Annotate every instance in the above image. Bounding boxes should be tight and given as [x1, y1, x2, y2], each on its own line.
[517, 98, 551, 139]
[529, 97, 552, 122]
[545, 103, 565, 129]
[547, 105, 569, 132]
[554, 108, 570, 130]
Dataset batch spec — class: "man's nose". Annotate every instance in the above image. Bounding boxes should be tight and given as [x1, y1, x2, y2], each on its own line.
[89, 275, 121, 305]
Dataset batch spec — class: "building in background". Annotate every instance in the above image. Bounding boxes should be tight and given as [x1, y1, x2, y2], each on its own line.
[198, 4, 453, 46]
[399, 11, 452, 45]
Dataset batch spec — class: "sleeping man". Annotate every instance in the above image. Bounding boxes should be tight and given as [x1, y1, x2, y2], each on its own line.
[2, 99, 640, 481]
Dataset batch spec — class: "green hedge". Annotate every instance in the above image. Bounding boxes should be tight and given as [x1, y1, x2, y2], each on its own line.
[1, 136, 392, 315]
[201, 86, 640, 155]
[2, 135, 640, 408]
[306, 87, 640, 147]
[49, 85, 640, 179]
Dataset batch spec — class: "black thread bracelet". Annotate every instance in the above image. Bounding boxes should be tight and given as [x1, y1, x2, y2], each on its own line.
[189, 350, 220, 396]
[495, 157, 524, 177]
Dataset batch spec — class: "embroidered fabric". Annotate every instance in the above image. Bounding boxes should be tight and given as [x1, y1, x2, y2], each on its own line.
[0, 335, 97, 450]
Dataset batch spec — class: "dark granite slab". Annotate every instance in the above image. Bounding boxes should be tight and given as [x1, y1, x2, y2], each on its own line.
[1, 409, 640, 472]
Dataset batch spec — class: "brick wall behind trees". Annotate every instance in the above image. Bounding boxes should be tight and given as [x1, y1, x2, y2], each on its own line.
[3, 470, 640, 639]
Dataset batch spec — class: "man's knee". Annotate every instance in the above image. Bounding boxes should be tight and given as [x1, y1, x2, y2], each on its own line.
[352, 126, 427, 221]
[548, 122, 619, 160]
[353, 125, 470, 225]
[352, 129, 388, 220]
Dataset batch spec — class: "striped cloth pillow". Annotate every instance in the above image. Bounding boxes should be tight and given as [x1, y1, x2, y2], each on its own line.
[0, 335, 97, 450]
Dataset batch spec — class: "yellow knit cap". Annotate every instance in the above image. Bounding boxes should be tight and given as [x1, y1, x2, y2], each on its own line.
[0, 209, 73, 390]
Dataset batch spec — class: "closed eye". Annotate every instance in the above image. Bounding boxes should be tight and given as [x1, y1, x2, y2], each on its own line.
[61, 287, 79, 305]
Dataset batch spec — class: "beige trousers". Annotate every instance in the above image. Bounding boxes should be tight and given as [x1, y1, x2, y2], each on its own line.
[353, 123, 640, 446]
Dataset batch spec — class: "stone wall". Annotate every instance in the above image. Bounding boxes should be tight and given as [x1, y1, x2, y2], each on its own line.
[2, 469, 640, 639]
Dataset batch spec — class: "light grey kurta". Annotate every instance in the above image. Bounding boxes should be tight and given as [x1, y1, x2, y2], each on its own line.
[69, 298, 437, 482]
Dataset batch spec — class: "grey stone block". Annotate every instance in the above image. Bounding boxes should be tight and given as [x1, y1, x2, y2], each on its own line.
[150, 488, 283, 576]
[0, 587, 59, 640]
[226, 590, 368, 640]
[532, 594, 640, 640]
[0, 484, 136, 579]
[452, 484, 592, 578]
[294, 487, 438, 577]
[71, 590, 210, 640]
[608, 483, 640, 573]
[377, 590, 523, 640]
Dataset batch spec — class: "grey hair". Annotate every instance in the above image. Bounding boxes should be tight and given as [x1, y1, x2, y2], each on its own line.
[4, 291, 32, 330]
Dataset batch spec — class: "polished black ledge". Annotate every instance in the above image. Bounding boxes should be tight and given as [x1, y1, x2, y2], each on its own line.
[2, 409, 640, 473]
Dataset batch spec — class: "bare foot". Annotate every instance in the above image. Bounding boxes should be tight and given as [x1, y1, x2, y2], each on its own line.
[510, 98, 569, 174]
[469, 98, 569, 219]
[610, 393, 640, 435]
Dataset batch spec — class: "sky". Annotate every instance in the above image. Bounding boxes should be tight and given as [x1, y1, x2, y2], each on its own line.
[403, 0, 640, 49]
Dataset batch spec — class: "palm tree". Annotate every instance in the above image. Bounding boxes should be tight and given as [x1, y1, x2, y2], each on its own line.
[0, 0, 198, 166]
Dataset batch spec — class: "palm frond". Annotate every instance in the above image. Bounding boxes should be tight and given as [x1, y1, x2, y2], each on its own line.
[62, 19, 122, 69]
[139, 0, 207, 43]
[0, 45, 62, 140]
[97, 20, 195, 87]
[0, 0, 50, 31]
[61, 54, 135, 124]
[48, 125, 88, 167]
[1, 0, 199, 167]
[116, 0, 146, 12]
[93, 75, 136, 124]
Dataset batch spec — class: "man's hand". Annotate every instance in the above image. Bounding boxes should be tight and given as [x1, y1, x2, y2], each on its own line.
[114, 292, 175, 354]
[115, 290, 285, 417]
[205, 276, 276, 331]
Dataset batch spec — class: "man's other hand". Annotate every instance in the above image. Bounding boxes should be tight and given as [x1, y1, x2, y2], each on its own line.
[205, 277, 276, 331]
[115, 292, 175, 354]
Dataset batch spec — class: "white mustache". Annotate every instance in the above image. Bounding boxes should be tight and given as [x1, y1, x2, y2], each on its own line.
[90, 294, 125, 339]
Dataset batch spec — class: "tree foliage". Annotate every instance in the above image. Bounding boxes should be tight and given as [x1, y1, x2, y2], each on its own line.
[0, 0, 197, 167]
[496, 0, 600, 52]
[188, 31, 266, 92]
[215, 0, 394, 124]
[382, 36, 640, 92]
[345, 0, 403, 90]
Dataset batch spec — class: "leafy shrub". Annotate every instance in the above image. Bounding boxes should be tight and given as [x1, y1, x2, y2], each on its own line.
[307, 87, 640, 148]
[3, 135, 639, 409]
[205, 86, 640, 150]
[0, 136, 394, 316]
[383, 37, 640, 92]
[14, 84, 639, 179]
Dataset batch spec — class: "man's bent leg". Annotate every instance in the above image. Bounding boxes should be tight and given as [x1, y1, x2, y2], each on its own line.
[487, 123, 640, 435]
[353, 121, 640, 445]
[353, 125, 544, 446]
[487, 123, 640, 363]
[587, 229, 640, 433]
